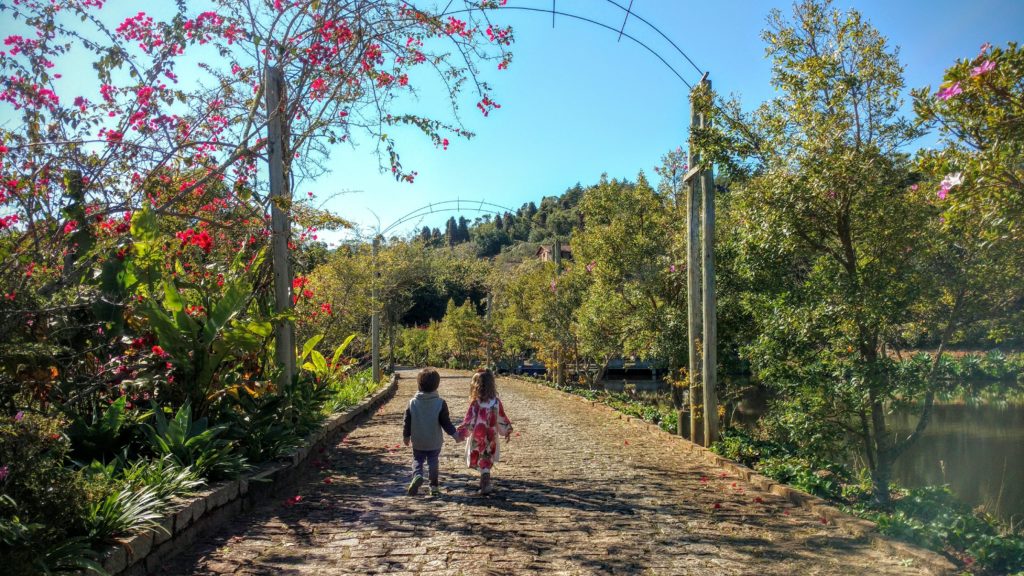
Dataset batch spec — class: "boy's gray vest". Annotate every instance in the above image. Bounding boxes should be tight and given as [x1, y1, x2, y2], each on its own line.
[408, 391, 444, 451]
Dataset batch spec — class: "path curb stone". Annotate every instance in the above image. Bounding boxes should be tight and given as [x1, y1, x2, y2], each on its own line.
[506, 373, 956, 576]
[99, 374, 399, 576]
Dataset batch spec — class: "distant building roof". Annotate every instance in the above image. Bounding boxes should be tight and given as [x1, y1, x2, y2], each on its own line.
[536, 243, 572, 261]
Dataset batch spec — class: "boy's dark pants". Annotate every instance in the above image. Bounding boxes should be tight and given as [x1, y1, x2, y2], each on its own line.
[412, 449, 441, 486]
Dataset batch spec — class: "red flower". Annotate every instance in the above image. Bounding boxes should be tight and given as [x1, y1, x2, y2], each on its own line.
[323, 477, 333, 484]
[152, 345, 167, 357]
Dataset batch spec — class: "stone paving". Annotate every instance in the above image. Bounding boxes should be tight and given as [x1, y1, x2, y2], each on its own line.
[161, 369, 932, 575]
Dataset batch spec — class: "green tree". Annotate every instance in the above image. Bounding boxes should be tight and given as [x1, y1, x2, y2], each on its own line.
[912, 42, 1024, 348]
[573, 175, 680, 384]
[715, 0, 930, 504]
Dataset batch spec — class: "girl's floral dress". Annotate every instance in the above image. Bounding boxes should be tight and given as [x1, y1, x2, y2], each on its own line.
[456, 397, 512, 472]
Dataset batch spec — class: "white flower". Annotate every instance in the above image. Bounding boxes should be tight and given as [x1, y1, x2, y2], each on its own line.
[940, 172, 963, 190]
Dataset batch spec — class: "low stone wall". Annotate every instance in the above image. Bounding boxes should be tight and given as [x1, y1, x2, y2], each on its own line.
[506, 373, 956, 576]
[100, 374, 399, 576]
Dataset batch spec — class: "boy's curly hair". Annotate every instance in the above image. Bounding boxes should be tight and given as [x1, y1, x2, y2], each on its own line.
[470, 368, 497, 402]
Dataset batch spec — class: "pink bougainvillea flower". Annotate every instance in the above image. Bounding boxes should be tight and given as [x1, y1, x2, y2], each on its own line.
[971, 60, 996, 77]
[14, 411, 23, 422]
[286, 495, 303, 505]
[936, 82, 962, 101]
[152, 345, 167, 357]
[910, 184, 919, 192]
[937, 188, 948, 200]
[669, 264, 676, 273]
[0, 465, 8, 481]
[979, 42, 992, 55]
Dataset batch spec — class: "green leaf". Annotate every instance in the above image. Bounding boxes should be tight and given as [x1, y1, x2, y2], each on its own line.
[203, 280, 250, 346]
[301, 334, 324, 362]
[164, 280, 185, 312]
[332, 334, 357, 367]
[310, 350, 328, 376]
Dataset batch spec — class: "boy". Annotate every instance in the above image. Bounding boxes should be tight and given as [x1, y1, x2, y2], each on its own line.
[402, 368, 460, 496]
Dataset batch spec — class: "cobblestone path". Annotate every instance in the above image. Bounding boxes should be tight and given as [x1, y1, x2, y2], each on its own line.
[163, 369, 930, 575]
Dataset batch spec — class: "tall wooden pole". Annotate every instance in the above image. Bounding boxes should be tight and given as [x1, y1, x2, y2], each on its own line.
[371, 235, 381, 382]
[686, 98, 703, 444]
[699, 78, 720, 446]
[265, 66, 295, 387]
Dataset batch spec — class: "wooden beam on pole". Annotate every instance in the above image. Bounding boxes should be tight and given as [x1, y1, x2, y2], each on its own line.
[265, 66, 295, 387]
[372, 234, 381, 383]
[681, 164, 702, 184]
[699, 78, 720, 447]
[686, 96, 703, 445]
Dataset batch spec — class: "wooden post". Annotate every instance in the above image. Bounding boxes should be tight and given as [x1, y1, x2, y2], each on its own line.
[371, 234, 381, 382]
[686, 99, 704, 445]
[699, 78, 720, 446]
[265, 66, 295, 387]
[388, 319, 395, 373]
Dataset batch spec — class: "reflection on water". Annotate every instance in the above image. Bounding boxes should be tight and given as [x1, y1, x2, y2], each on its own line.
[888, 404, 1024, 522]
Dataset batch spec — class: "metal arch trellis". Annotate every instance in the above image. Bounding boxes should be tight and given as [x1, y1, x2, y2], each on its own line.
[434, 0, 728, 445]
[378, 198, 517, 238]
[442, 2, 699, 89]
[440, 1, 764, 155]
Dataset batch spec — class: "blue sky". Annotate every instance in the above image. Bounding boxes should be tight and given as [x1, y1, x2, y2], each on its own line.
[2, 1, 1021, 241]
[322, 0, 1024, 240]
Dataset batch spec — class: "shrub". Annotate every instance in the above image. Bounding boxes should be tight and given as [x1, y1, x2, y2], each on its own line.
[219, 387, 302, 462]
[83, 485, 164, 543]
[0, 412, 90, 537]
[324, 368, 381, 414]
[144, 403, 247, 480]
[850, 485, 1024, 575]
[711, 428, 786, 468]
[66, 396, 149, 464]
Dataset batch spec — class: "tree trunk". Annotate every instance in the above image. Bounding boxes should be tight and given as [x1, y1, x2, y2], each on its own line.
[869, 379, 892, 506]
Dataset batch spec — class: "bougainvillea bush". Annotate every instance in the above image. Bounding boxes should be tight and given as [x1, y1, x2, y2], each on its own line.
[0, 0, 512, 571]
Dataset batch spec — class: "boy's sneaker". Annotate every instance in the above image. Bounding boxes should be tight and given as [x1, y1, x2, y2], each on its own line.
[429, 486, 441, 497]
[406, 475, 424, 495]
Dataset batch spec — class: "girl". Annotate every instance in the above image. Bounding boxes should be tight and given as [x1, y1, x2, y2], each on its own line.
[456, 368, 513, 495]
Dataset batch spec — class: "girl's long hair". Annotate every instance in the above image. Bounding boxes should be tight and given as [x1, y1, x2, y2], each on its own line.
[470, 368, 497, 402]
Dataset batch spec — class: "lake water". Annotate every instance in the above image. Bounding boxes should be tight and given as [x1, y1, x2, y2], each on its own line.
[595, 378, 1024, 522]
[888, 404, 1024, 523]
